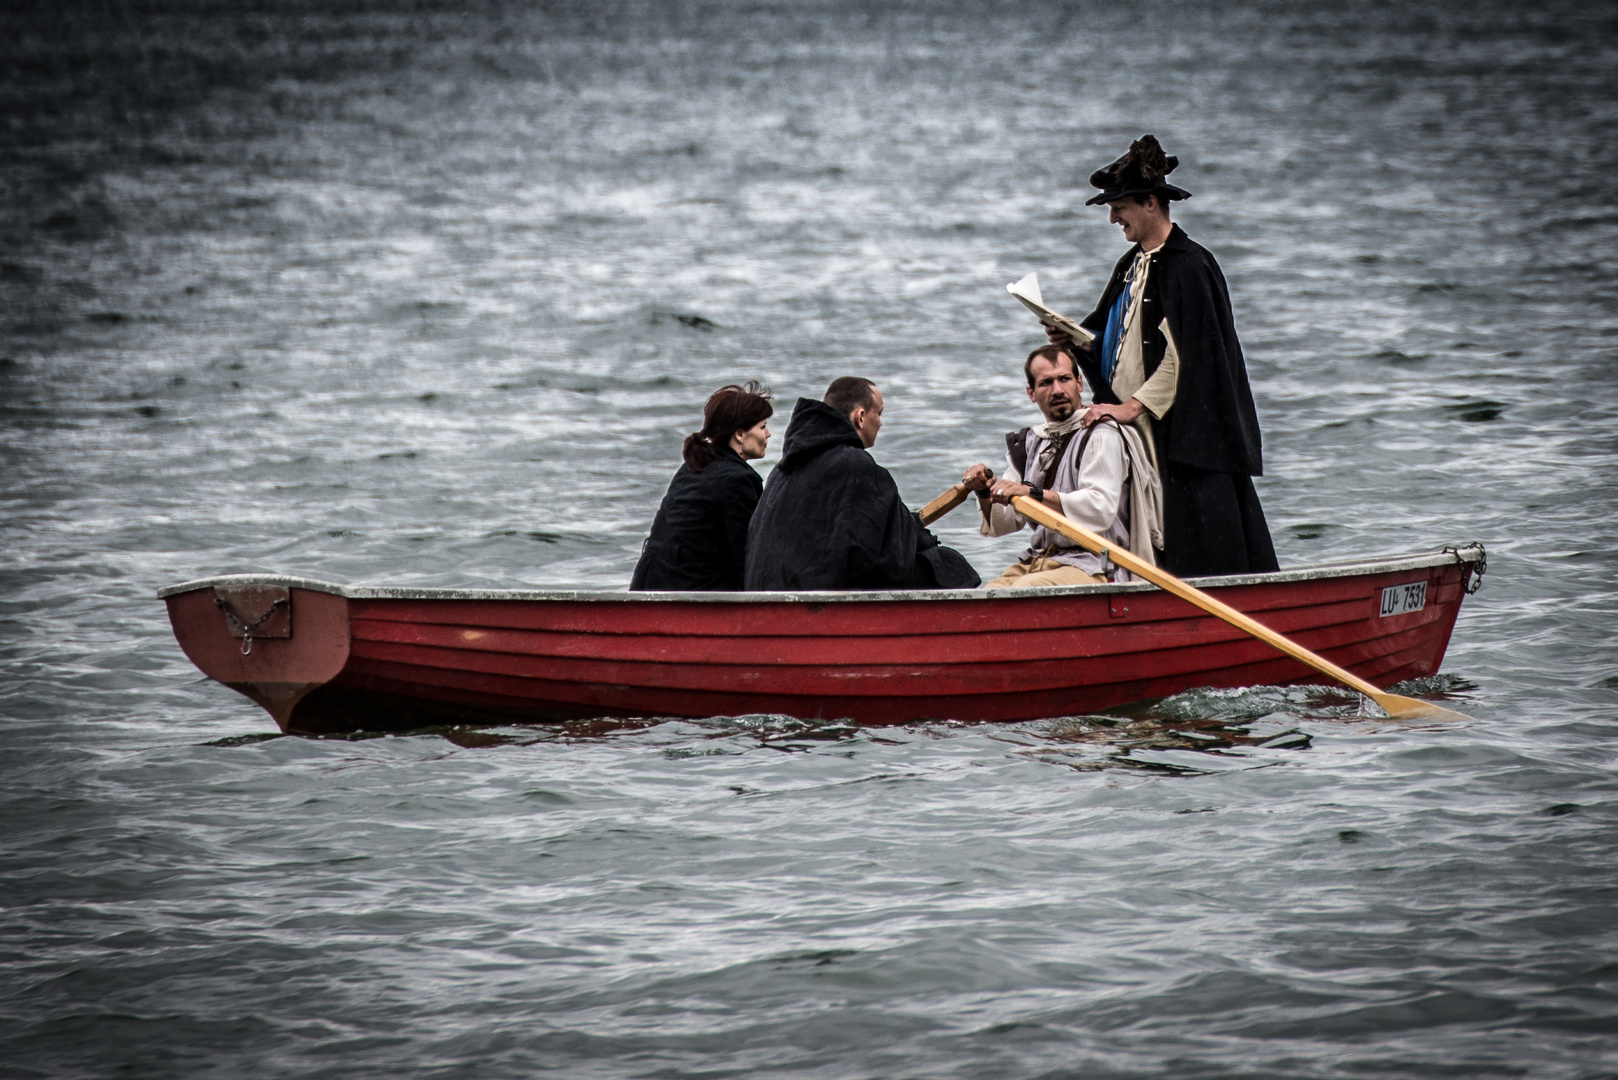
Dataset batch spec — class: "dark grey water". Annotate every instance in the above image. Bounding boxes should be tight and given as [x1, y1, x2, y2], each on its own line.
[3, 1, 1617, 1076]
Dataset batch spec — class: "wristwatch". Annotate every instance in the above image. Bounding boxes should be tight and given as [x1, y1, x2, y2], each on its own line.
[1026, 485, 1044, 503]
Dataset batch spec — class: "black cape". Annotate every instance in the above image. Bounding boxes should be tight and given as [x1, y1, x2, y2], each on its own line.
[744, 398, 980, 591]
[630, 444, 762, 591]
[1076, 223, 1278, 576]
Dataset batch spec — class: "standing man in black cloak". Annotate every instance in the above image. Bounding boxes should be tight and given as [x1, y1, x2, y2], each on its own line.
[745, 377, 981, 591]
[1043, 134, 1278, 577]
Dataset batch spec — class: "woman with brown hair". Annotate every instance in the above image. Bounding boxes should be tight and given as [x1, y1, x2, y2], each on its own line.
[630, 382, 774, 591]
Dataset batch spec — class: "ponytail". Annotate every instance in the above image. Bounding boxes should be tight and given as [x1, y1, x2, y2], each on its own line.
[681, 431, 721, 472]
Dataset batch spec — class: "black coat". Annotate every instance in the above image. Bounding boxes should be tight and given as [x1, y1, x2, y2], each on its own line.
[1076, 224, 1277, 576]
[1077, 224, 1265, 477]
[630, 444, 762, 591]
[744, 398, 980, 591]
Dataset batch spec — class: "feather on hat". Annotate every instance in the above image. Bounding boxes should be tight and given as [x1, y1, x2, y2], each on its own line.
[1085, 134, 1193, 206]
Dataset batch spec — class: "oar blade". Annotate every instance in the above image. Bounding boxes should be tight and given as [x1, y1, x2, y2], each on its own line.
[1368, 691, 1473, 723]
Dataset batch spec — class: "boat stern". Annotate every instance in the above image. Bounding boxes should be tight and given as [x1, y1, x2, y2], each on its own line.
[161, 577, 351, 731]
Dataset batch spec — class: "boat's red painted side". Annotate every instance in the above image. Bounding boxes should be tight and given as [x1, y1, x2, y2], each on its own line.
[163, 552, 1477, 733]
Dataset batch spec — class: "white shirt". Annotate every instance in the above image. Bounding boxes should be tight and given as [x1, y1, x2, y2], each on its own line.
[979, 422, 1131, 580]
[1113, 241, 1180, 425]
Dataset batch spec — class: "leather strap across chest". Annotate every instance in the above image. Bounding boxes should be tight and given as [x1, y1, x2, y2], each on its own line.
[1007, 419, 1116, 488]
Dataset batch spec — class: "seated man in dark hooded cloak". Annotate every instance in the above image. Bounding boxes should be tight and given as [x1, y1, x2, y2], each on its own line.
[744, 377, 981, 591]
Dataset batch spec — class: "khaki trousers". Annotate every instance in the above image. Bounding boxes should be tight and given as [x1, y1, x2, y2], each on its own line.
[984, 556, 1108, 590]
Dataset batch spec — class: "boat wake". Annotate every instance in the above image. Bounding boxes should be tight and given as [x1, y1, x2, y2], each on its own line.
[192, 675, 1477, 775]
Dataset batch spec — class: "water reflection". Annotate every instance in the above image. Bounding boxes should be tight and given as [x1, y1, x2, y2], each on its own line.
[211, 682, 1464, 773]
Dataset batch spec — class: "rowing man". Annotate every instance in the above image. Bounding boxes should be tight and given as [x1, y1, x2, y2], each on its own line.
[962, 345, 1161, 587]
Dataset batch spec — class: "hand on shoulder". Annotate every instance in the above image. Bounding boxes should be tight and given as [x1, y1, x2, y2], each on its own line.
[1081, 400, 1145, 427]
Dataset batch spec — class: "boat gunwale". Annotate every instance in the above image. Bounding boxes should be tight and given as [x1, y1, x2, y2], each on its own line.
[157, 545, 1484, 602]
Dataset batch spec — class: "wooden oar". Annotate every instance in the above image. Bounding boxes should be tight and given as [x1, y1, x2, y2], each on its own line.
[918, 483, 972, 526]
[1001, 493, 1469, 722]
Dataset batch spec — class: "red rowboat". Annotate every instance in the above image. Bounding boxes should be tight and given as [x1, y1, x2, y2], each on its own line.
[160, 545, 1484, 735]
[157, 550, 1482, 735]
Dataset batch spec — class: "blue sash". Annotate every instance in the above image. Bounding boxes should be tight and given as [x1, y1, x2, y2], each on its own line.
[1097, 281, 1130, 387]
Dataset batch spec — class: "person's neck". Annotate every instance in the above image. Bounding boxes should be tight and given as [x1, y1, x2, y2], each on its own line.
[1139, 218, 1172, 252]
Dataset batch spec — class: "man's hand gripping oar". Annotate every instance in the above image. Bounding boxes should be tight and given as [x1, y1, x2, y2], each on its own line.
[917, 463, 995, 526]
[915, 483, 1469, 722]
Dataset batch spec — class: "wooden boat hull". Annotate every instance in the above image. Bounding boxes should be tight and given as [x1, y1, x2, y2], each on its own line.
[161, 546, 1484, 734]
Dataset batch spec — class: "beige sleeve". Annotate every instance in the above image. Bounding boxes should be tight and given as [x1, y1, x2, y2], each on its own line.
[1132, 319, 1180, 420]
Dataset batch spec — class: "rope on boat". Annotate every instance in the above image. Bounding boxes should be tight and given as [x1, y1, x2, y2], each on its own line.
[214, 595, 288, 655]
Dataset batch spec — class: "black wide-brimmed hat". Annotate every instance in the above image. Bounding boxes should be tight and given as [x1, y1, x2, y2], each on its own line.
[1084, 134, 1193, 206]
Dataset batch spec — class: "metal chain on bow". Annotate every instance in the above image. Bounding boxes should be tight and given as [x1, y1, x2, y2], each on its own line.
[1443, 543, 1487, 596]
[214, 595, 287, 655]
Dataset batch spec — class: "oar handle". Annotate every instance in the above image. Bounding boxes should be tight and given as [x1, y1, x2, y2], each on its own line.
[918, 483, 972, 526]
[1008, 495, 1397, 708]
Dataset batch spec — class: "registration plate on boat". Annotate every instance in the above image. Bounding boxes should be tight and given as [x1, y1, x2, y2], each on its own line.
[1379, 580, 1427, 617]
